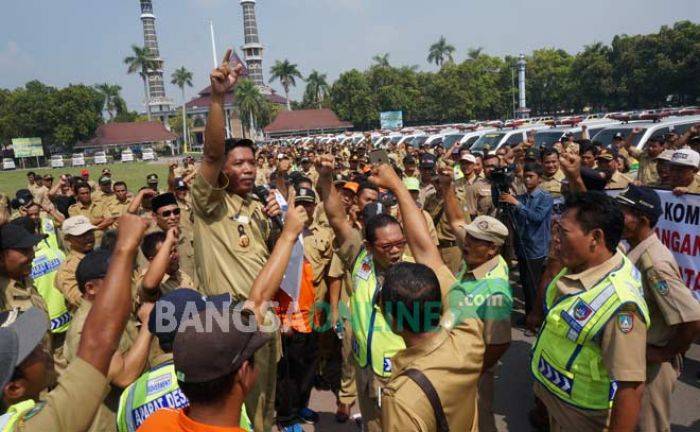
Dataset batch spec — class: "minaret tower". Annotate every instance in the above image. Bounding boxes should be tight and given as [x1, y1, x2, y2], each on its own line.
[516, 53, 530, 119]
[240, 0, 264, 87]
[139, 0, 172, 119]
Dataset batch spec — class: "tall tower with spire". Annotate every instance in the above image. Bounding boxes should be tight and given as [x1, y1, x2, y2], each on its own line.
[240, 0, 264, 87]
[139, 0, 172, 118]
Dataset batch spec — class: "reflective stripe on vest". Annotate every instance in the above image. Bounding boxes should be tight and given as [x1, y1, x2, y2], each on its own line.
[530, 256, 649, 410]
[116, 361, 252, 432]
[349, 249, 405, 378]
[0, 400, 35, 432]
[31, 218, 70, 333]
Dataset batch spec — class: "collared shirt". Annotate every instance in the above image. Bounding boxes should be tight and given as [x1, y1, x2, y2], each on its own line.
[0, 274, 47, 312]
[627, 234, 700, 346]
[137, 268, 196, 304]
[54, 250, 86, 310]
[466, 177, 495, 217]
[540, 169, 565, 198]
[605, 170, 633, 190]
[512, 187, 553, 259]
[68, 200, 105, 243]
[302, 224, 335, 304]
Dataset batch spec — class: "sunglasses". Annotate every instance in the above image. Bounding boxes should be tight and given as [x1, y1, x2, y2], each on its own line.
[374, 239, 406, 252]
[159, 208, 181, 218]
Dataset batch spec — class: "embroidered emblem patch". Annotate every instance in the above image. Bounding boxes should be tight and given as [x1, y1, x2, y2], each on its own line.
[573, 300, 592, 321]
[655, 280, 669, 296]
[617, 313, 634, 333]
[477, 220, 490, 230]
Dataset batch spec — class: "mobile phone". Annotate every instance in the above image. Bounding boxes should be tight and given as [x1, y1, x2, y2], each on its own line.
[369, 149, 390, 166]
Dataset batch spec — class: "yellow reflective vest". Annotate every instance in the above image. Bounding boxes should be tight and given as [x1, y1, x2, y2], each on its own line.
[31, 218, 70, 333]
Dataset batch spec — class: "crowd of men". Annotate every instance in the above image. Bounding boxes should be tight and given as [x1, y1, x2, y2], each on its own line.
[1, 49, 700, 432]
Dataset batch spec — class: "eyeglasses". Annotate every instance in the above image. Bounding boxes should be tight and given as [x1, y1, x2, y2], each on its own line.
[374, 239, 406, 252]
[160, 208, 181, 218]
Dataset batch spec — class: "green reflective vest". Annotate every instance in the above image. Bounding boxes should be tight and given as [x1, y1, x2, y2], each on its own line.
[31, 218, 70, 333]
[116, 360, 252, 432]
[350, 249, 405, 378]
[530, 256, 650, 410]
[0, 400, 35, 431]
[446, 256, 512, 324]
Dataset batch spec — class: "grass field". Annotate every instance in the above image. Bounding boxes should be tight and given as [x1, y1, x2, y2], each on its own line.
[0, 162, 171, 197]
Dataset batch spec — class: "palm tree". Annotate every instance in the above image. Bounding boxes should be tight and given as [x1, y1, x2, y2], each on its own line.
[427, 36, 455, 67]
[269, 59, 303, 110]
[304, 70, 330, 109]
[94, 83, 122, 120]
[123, 45, 158, 120]
[372, 53, 391, 67]
[234, 79, 267, 139]
[171, 67, 194, 153]
[467, 46, 484, 60]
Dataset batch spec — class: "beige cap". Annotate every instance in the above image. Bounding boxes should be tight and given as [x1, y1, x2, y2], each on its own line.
[464, 216, 508, 246]
[460, 153, 476, 163]
[668, 148, 699, 169]
[655, 149, 675, 162]
[62, 215, 97, 236]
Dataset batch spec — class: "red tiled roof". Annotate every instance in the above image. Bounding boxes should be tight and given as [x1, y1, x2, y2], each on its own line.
[264, 109, 353, 134]
[76, 121, 178, 149]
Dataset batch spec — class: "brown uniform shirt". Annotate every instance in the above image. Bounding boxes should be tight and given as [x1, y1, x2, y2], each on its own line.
[136, 267, 196, 304]
[628, 234, 700, 346]
[0, 275, 47, 312]
[54, 250, 85, 310]
[68, 200, 105, 243]
[629, 148, 659, 186]
[605, 170, 633, 190]
[303, 224, 335, 304]
[19, 358, 110, 431]
[534, 251, 647, 431]
[466, 178, 495, 217]
[191, 174, 273, 299]
[684, 175, 700, 193]
[540, 170, 565, 198]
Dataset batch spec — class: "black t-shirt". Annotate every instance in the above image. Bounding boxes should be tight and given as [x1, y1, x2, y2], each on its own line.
[52, 196, 76, 218]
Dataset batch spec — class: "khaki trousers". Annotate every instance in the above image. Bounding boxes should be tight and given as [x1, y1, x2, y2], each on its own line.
[478, 367, 497, 432]
[355, 364, 387, 432]
[638, 359, 680, 432]
[338, 318, 357, 405]
[245, 336, 279, 432]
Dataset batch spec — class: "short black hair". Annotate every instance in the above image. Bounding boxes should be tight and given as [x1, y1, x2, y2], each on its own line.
[580, 143, 599, 156]
[564, 192, 623, 253]
[27, 172, 36, 177]
[113, 181, 127, 190]
[224, 138, 256, 157]
[357, 181, 379, 196]
[292, 175, 312, 188]
[100, 229, 118, 252]
[141, 231, 166, 260]
[380, 262, 442, 333]
[179, 370, 236, 405]
[74, 182, 91, 194]
[364, 213, 402, 244]
[482, 153, 499, 163]
[523, 162, 544, 177]
[541, 148, 559, 160]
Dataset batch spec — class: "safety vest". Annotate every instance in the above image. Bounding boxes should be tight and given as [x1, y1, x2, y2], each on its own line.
[448, 256, 512, 322]
[116, 360, 252, 432]
[350, 249, 406, 378]
[30, 218, 70, 333]
[530, 256, 650, 410]
[0, 400, 36, 431]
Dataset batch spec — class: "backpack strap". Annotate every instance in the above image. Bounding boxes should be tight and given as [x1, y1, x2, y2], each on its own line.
[402, 369, 449, 432]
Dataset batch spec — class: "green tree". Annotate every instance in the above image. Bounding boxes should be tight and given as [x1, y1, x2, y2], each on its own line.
[170, 66, 194, 152]
[303, 70, 330, 109]
[467, 47, 484, 61]
[427, 36, 456, 67]
[569, 42, 614, 111]
[94, 83, 123, 120]
[372, 53, 391, 68]
[367, 65, 421, 122]
[234, 79, 268, 138]
[330, 70, 376, 130]
[123, 45, 158, 120]
[526, 48, 574, 115]
[269, 59, 303, 110]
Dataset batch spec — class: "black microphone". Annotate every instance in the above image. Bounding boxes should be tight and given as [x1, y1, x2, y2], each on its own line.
[253, 185, 284, 229]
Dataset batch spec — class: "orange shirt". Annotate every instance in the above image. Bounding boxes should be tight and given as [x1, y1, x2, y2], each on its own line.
[274, 260, 316, 333]
[137, 408, 246, 432]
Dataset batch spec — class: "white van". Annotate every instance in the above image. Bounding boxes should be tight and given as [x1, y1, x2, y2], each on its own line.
[71, 153, 85, 167]
[50, 155, 64, 169]
[121, 149, 134, 163]
[93, 151, 108, 165]
[591, 115, 700, 150]
[141, 147, 156, 161]
[2, 158, 16, 170]
[470, 125, 549, 153]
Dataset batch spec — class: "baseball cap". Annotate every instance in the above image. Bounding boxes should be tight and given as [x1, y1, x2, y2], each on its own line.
[76, 249, 111, 291]
[342, 181, 359, 194]
[0, 224, 45, 250]
[667, 148, 699, 169]
[295, 187, 317, 204]
[596, 147, 618, 161]
[148, 289, 232, 352]
[615, 185, 662, 219]
[101, 168, 112, 176]
[403, 177, 420, 192]
[580, 167, 609, 191]
[146, 173, 159, 184]
[98, 175, 111, 185]
[174, 305, 272, 383]
[151, 192, 178, 213]
[301, 157, 311, 164]
[464, 216, 508, 246]
[81, 169, 90, 176]
[402, 155, 416, 166]
[14, 189, 34, 207]
[0, 308, 49, 394]
[460, 153, 476, 164]
[62, 215, 97, 236]
[655, 149, 674, 162]
[174, 177, 188, 190]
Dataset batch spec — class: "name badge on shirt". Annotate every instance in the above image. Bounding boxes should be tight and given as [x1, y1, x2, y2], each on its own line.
[234, 214, 250, 225]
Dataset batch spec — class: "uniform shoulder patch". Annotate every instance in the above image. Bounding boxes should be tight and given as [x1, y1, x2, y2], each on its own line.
[647, 270, 669, 296]
[617, 312, 634, 333]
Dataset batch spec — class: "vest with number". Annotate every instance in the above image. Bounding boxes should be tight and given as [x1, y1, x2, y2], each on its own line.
[350, 249, 406, 378]
[0, 400, 36, 431]
[31, 218, 70, 333]
[116, 360, 252, 432]
[530, 256, 650, 410]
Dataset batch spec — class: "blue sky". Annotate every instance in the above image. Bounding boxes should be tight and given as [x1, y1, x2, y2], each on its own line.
[1, 0, 698, 111]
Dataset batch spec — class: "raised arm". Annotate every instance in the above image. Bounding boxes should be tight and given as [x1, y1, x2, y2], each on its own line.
[316, 155, 355, 246]
[108, 303, 154, 388]
[77, 214, 148, 375]
[127, 188, 156, 214]
[140, 227, 179, 301]
[436, 168, 468, 237]
[368, 163, 443, 269]
[201, 49, 244, 186]
[245, 205, 306, 323]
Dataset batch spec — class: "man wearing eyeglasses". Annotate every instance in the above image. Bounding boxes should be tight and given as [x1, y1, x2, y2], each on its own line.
[148, 193, 194, 281]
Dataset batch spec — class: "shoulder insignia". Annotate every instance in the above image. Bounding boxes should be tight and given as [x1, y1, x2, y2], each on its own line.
[655, 279, 669, 296]
[617, 312, 634, 333]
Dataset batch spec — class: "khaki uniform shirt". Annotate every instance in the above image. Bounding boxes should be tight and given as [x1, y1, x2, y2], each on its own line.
[534, 251, 647, 430]
[301, 168, 320, 186]
[28, 184, 51, 209]
[19, 358, 110, 431]
[255, 166, 271, 186]
[418, 184, 436, 208]
[303, 224, 335, 304]
[191, 174, 273, 299]
[628, 234, 700, 346]
[136, 268, 196, 304]
[466, 178, 495, 217]
[605, 170, 633, 190]
[423, 190, 471, 245]
[92, 190, 115, 207]
[54, 250, 85, 310]
[64, 299, 139, 432]
[540, 170, 565, 198]
[0, 275, 47, 312]
[684, 176, 700, 194]
[68, 200, 105, 243]
[105, 198, 132, 223]
[629, 149, 659, 186]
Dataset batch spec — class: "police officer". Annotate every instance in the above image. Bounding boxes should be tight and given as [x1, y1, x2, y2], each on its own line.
[54, 216, 96, 310]
[531, 192, 649, 431]
[616, 185, 700, 431]
[116, 289, 252, 432]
